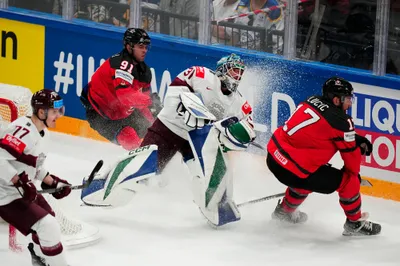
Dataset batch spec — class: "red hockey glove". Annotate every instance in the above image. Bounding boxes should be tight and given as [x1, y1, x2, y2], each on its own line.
[41, 175, 72, 199]
[17, 172, 37, 202]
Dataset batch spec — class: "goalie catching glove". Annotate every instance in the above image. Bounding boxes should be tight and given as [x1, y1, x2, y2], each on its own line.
[214, 116, 256, 151]
[177, 92, 217, 129]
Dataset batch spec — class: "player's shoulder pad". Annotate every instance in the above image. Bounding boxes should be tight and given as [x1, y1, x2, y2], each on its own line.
[304, 95, 351, 132]
[110, 52, 121, 59]
[2, 117, 36, 153]
[181, 66, 211, 80]
[135, 62, 152, 83]
[109, 52, 123, 68]
[10, 116, 33, 129]
[193, 66, 210, 79]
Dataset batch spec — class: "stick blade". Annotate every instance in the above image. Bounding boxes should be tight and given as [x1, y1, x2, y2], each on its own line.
[361, 178, 373, 187]
[38, 159, 104, 194]
[84, 160, 104, 188]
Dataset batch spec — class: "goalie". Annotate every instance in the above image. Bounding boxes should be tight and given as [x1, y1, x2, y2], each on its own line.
[82, 54, 256, 227]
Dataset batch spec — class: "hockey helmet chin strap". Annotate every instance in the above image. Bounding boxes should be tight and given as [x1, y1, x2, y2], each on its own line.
[39, 110, 50, 128]
[37, 99, 65, 128]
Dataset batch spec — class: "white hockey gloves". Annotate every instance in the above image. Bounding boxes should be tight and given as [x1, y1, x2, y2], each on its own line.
[214, 116, 256, 151]
[177, 92, 216, 129]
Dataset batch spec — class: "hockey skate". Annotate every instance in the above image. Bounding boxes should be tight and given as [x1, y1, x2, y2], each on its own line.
[271, 200, 308, 224]
[28, 243, 47, 266]
[342, 212, 381, 236]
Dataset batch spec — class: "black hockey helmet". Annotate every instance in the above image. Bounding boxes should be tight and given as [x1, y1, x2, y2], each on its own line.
[322, 77, 354, 102]
[123, 28, 151, 47]
[31, 89, 65, 116]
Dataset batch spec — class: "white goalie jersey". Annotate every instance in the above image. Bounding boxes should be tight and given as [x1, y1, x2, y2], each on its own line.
[0, 116, 48, 205]
[158, 66, 253, 140]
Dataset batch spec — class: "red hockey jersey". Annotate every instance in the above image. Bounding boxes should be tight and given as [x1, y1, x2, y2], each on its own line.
[267, 95, 361, 179]
[87, 50, 153, 121]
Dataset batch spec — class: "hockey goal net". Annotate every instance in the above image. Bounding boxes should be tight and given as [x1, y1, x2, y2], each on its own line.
[0, 84, 101, 251]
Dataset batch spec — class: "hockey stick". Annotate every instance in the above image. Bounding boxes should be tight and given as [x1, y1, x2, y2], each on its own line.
[237, 177, 372, 208]
[237, 177, 373, 208]
[38, 160, 104, 194]
[249, 141, 265, 151]
[237, 192, 285, 208]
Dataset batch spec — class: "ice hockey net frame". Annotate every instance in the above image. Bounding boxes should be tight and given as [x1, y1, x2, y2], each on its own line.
[0, 84, 101, 251]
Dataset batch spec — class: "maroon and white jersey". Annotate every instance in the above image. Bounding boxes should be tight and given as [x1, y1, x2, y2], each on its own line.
[0, 117, 48, 205]
[158, 66, 253, 140]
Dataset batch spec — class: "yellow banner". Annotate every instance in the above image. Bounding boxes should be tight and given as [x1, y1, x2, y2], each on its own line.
[0, 18, 44, 92]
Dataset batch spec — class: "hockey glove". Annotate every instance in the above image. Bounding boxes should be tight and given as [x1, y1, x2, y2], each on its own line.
[215, 117, 256, 151]
[149, 92, 163, 117]
[177, 92, 216, 129]
[41, 175, 72, 199]
[17, 172, 37, 202]
[355, 134, 373, 156]
[176, 102, 210, 129]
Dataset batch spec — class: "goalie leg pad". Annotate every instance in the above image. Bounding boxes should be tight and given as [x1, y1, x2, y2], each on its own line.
[187, 126, 241, 227]
[81, 145, 158, 207]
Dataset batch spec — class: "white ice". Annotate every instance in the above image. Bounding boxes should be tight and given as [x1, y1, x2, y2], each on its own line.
[1, 132, 400, 266]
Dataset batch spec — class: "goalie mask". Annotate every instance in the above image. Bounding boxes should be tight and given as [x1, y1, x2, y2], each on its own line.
[216, 54, 246, 93]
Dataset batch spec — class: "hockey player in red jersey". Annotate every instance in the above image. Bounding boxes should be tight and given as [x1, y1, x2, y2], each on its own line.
[80, 28, 162, 150]
[266, 77, 381, 236]
[0, 89, 72, 265]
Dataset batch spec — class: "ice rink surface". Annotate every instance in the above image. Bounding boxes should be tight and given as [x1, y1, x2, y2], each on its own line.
[2, 132, 400, 266]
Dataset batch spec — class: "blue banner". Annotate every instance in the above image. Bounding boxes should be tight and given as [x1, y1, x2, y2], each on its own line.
[3, 8, 400, 159]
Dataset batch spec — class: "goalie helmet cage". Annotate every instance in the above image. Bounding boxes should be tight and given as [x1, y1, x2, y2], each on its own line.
[0, 84, 101, 251]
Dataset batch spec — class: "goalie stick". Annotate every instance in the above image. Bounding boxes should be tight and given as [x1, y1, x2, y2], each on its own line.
[38, 160, 104, 194]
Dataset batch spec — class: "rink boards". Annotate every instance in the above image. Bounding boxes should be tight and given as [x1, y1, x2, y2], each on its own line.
[1, 8, 400, 200]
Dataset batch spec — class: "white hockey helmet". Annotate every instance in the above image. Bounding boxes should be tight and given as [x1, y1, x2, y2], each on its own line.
[215, 54, 246, 92]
